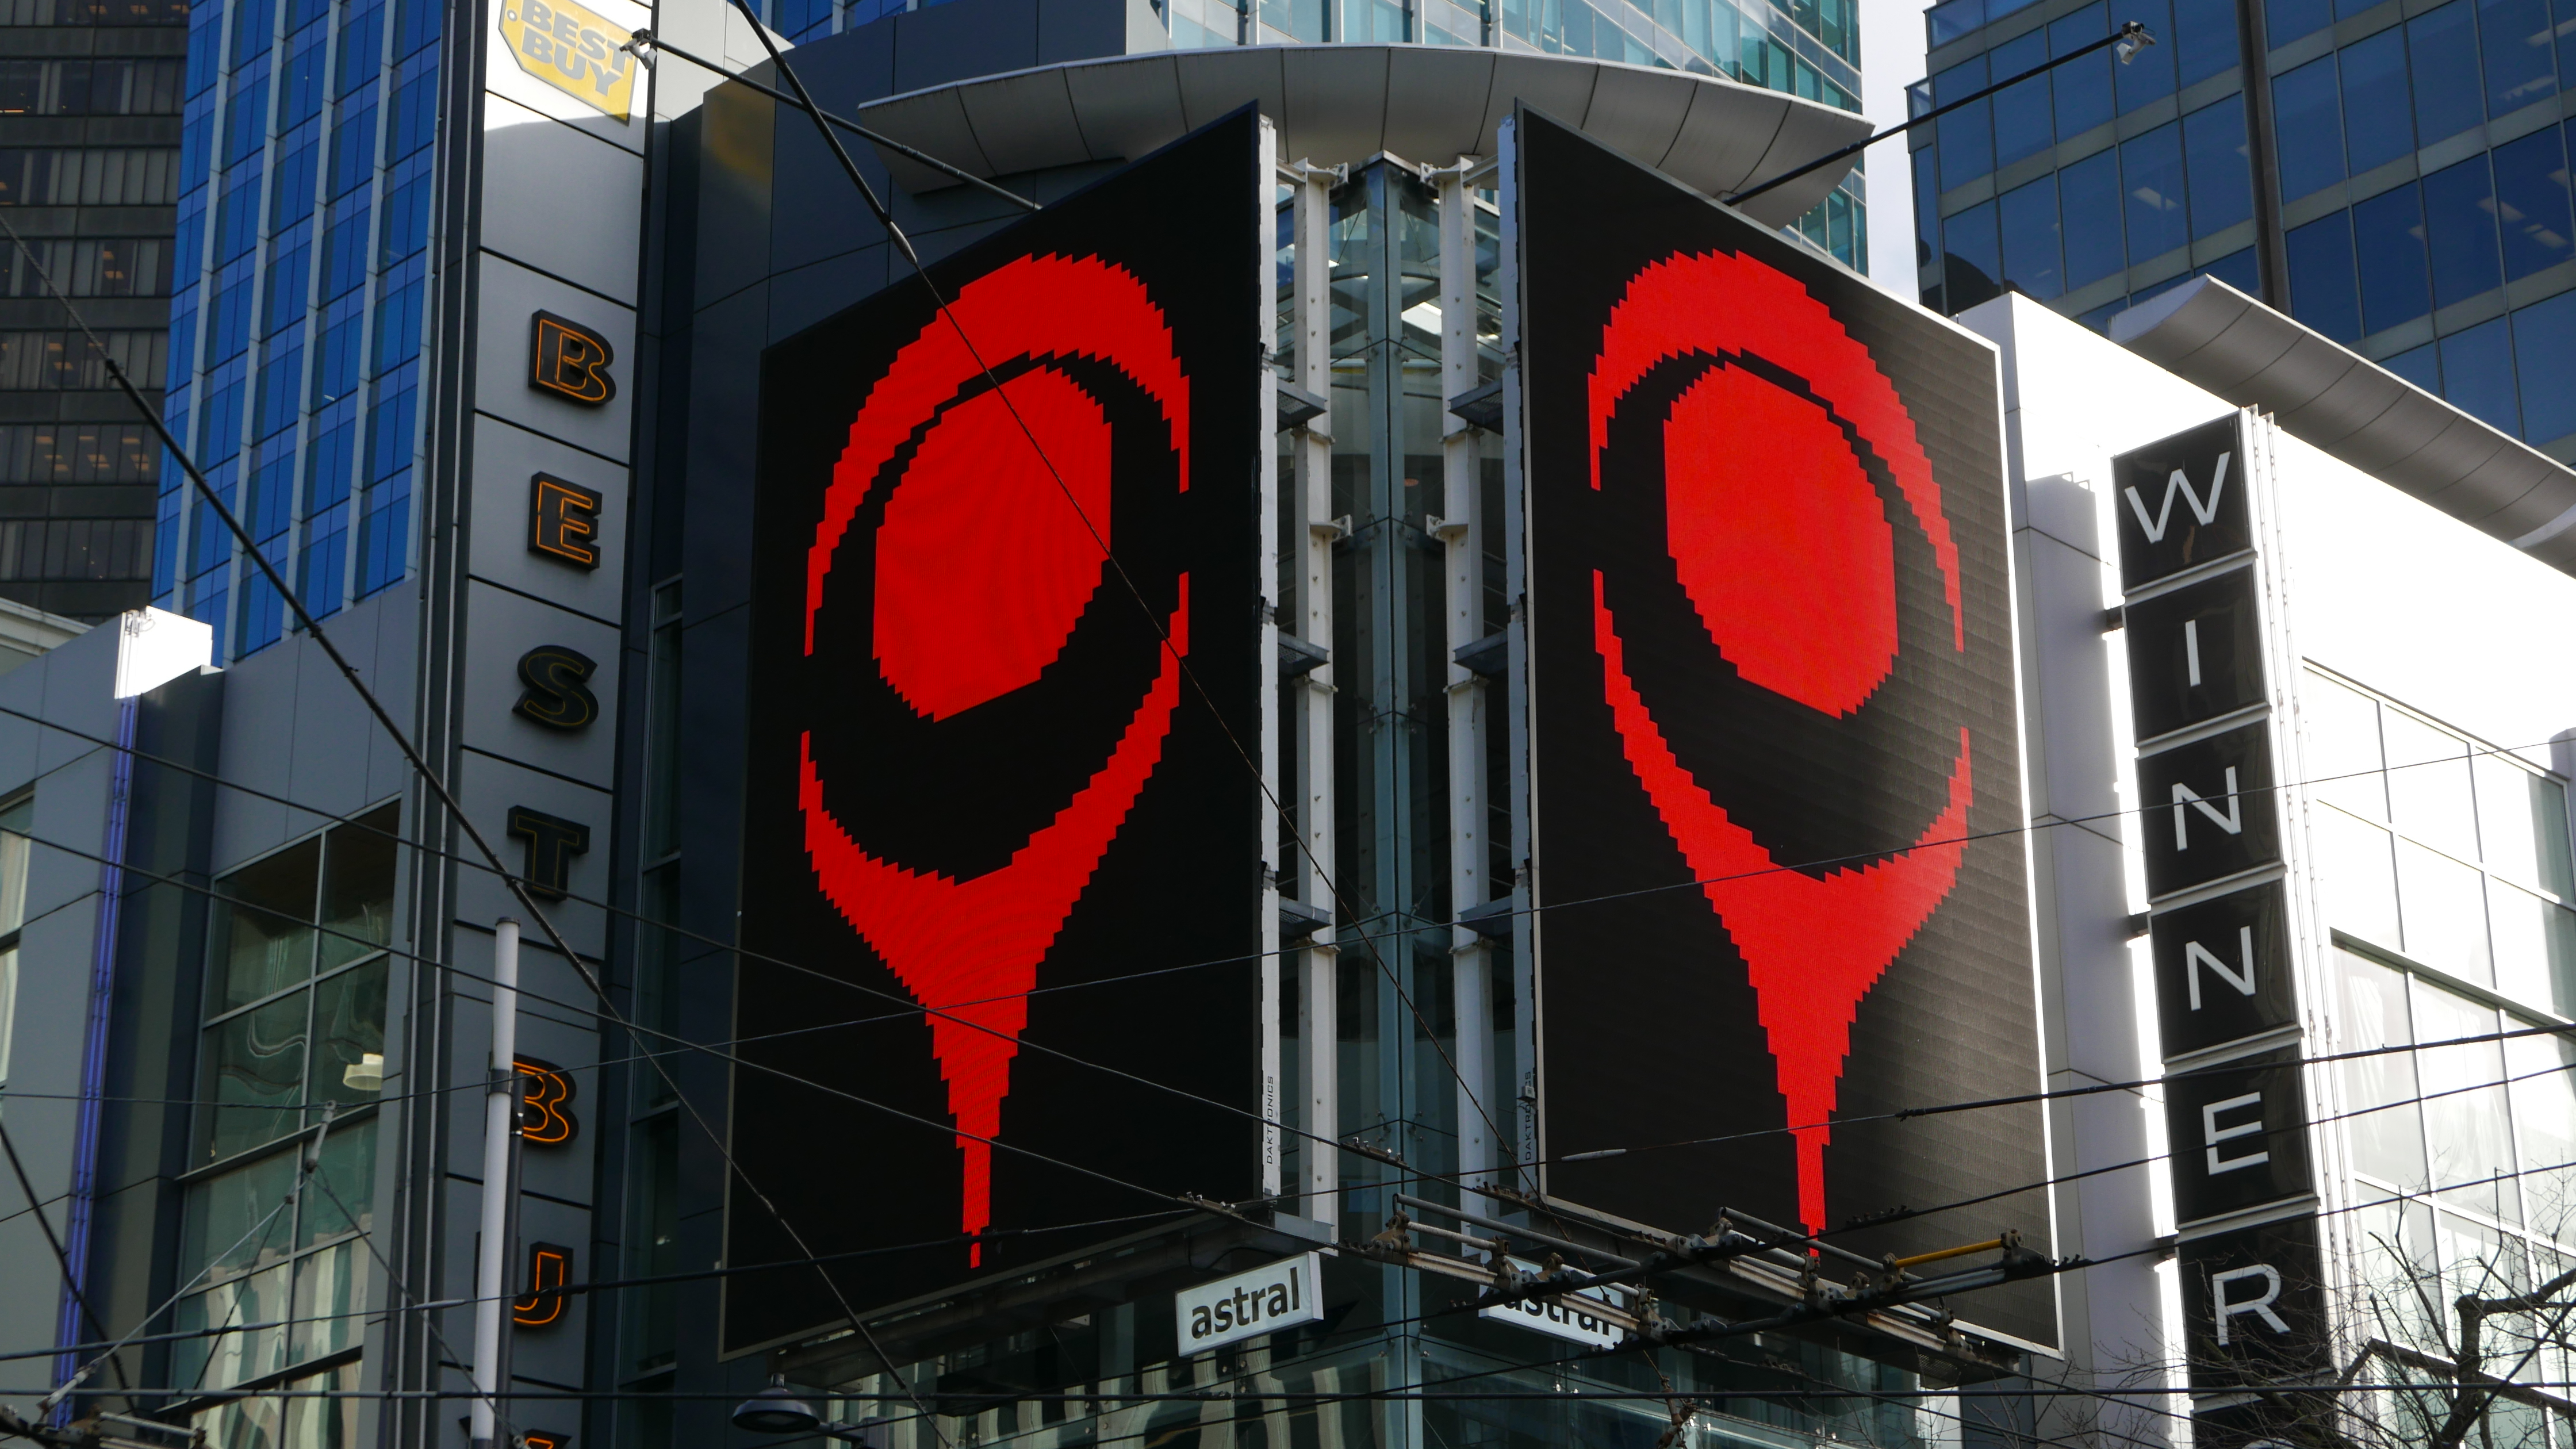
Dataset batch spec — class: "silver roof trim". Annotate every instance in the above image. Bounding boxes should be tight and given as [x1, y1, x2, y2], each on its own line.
[2112, 277, 2576, 574]
[850, 44, 1873, 227]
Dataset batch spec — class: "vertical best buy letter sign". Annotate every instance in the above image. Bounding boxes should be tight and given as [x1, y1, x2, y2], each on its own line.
[500, 0, 637, 122]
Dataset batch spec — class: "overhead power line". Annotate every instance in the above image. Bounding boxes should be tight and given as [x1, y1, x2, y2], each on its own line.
[9, 797, 2576, 1260]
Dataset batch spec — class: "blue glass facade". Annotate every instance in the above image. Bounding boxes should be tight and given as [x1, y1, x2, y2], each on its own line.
[155, 0, 439, 658]
[1914, 0, 2576, 462]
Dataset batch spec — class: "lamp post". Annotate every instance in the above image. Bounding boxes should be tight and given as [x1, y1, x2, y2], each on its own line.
[732, 1379, 895, 1449]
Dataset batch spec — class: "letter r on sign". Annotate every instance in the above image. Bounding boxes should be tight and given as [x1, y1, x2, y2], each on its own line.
[2210, 1263, 2289, 1344]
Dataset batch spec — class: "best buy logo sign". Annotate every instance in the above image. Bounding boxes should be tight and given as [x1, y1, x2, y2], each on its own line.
[500, 0, 637, 122]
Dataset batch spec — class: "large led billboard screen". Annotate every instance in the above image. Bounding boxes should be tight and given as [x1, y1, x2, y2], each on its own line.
[724, 112, 1272, 1355]
[1509, 110, 2054, 1346]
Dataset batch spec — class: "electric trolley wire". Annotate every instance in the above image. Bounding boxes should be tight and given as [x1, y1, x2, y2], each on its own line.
[0, 1113, 132, 1405]
[49, 1108, 2576, 1420]
[18, 790, 2576, 1248]
[0, 53, 2533, 1449]
[0, 212, 956, 1447]
[9, 795, 2576, 1251]
[20, 668, 2571, 1216]
[637, 16, 1524, 1176]
[0, 185, 2562, 1406]
[13, 787, 2576, 1296]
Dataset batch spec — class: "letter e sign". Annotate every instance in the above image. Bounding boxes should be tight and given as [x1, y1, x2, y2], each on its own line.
[531, 312, 615, 405]
[530, 473, 604, 569]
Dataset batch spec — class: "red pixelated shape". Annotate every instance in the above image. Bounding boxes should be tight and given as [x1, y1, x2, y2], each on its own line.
[800, 254, 1191, 1260]
[1664, 365, 1896, 718]
[1586, 248, 1962, 650]
[1594, 576, 1968, 1235]
[807, 254, 1190, 655]
[873, 368, 1113, 720]
[1585, 249, 1971, 1235]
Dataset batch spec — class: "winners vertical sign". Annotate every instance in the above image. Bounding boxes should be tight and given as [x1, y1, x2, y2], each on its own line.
[2112, 414, 2328, 1438]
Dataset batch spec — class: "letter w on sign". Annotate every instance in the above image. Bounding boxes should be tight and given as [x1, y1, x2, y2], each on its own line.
[2126, 452, 2230, 543]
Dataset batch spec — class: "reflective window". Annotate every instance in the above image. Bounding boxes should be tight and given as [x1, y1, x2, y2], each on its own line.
[2000, 174, 2064, 297]
[2061, 147, 2127, 286]
[2340, 29, 2416, 175]
[1934, 55, 1992, 189]
[2117, 0, 2178, 111]
[1991, 29, 2053, 166]
[2306, 672, 2576, 1019]
[200, 803, 397, 1164]
[1913, 145, 1941, 302]
[2516, 288, 2576, 444]
[1942, 200, 2002, 308]
[2424, 155, 2505, 306]
[2183, 98, 2253, 237]
[2354, 182, 2432, 334]
[2477, 0, 2557, 116]
[2273, 56, 2345, 200]
[2491, 126, 2575, 281]
[2409, 1, 2486, 144]
[2172, 0, 2241, 85]
[2122, 122, 2190, 262]
[2052, 2, 2114, 137]
[2287, 209, 2363, 341]
[2269, 0, 2332, 46]
[2200, 247, 2260, 293]
[2385, 339, 2441, 392]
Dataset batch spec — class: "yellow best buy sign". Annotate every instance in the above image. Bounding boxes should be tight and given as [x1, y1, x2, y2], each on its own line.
[500, 0, 638, 122]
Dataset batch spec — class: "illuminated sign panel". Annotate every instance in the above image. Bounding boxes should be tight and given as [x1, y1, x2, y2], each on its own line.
[725, 113, 1270, 1355]
[498, 0, 638, 121]
[1508, 110, 2054, 1347]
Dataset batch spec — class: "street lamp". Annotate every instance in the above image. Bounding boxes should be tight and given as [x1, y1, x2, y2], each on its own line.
[731, 1379, 892, 1449]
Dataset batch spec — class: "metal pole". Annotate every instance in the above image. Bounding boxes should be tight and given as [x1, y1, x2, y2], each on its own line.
[470, 918, 522, 1449]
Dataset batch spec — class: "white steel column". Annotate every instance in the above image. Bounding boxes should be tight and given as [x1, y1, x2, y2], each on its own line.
[1434, 164, 1493, 1191]
[469, 918, 521, 1449]
[1291, 160, 1340, 1231]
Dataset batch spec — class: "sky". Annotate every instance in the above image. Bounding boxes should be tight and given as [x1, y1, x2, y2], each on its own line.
[1858, 0, 1927, 292]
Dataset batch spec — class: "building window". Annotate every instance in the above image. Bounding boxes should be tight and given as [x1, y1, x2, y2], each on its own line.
[0, 792, 29, 1087]
[174, 804, 398, 1394]
[2305, 671, 2576, 1017]
[197, 804, 398, 1164]
[2338, 946, 2576, 1350]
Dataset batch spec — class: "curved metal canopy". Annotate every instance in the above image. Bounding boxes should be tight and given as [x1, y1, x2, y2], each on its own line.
[850, 43, 1874, 227]
[2112, 276, 2576, 573]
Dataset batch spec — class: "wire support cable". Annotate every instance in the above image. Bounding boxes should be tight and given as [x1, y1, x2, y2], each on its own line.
[0, 212, 960, 1449]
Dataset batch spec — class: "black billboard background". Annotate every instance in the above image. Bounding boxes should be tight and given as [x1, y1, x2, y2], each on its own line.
[1512, 111, 2054, 1347]
[724, 113, 1268, 1355]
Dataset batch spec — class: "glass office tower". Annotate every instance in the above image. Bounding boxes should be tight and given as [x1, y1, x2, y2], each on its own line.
[1911, 0, 2576, 465]
[0, 0, 185, 620]
[154, 0, 444, 656]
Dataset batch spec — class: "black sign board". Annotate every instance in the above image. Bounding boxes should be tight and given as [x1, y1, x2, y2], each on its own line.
[2113, 415, 2251, 592]
[2151, 884, 2298, 1059]
[2126, 564, 2266, 743]
[1510, 108, 2052, 1348]
[2178, 1215, 2330, 1391]
[2137, 723, 2281, 899]
[2164, 1049, 2313, 1225]
[727, 112, 1270, 1352]
[2192, 1397, 2337, 1449]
